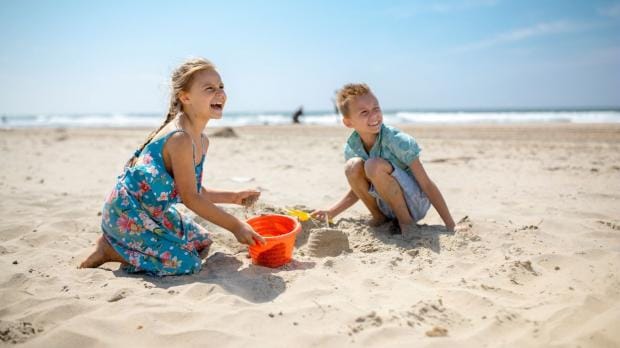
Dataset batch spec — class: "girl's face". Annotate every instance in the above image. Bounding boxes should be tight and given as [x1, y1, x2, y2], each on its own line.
[180, 69, 227, 120]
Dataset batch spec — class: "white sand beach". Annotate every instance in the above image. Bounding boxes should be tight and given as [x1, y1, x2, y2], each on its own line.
[1, 124, 619, 347]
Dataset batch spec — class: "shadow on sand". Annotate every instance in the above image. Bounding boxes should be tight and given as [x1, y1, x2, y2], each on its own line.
[114, 252, 315, 303]
[337, 217, 454, 254]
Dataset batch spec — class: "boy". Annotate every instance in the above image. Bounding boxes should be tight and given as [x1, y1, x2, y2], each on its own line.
[312, 83, 455, 235]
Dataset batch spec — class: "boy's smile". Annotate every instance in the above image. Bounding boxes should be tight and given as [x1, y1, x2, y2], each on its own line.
[343, 92, 383, 136]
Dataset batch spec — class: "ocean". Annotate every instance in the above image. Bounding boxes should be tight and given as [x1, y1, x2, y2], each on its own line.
[2, 109, 620, 128]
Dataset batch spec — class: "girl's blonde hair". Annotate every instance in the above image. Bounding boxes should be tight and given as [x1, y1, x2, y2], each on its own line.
[127, 58, 217, 167]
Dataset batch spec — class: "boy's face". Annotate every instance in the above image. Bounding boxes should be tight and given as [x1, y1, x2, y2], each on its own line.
[342, 92, 383, 135]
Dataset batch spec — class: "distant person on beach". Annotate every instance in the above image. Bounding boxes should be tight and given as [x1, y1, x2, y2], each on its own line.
[332, 90, 339, 115]
[292, 105, 304, 124]
[331, 90, 340, 123]
[80, 58, 265, 276]
[312, 83, 455, 236]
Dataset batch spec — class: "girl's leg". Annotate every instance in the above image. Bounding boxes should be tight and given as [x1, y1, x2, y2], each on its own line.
[183, 219, 212, 260]
[79, 235, 127, 268]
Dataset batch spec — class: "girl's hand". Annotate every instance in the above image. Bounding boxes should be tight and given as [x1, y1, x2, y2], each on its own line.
[233, 222, 266, 246]
[234, 189, 260, 207]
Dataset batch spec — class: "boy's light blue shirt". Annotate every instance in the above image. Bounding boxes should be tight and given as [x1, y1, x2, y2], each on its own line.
[344, 124, 421, 176]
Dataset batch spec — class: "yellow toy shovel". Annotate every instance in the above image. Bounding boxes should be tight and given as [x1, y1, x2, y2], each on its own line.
[285, 208, 311, 222]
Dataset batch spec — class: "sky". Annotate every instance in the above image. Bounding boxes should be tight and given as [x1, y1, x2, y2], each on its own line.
[1, 0, 619, 114]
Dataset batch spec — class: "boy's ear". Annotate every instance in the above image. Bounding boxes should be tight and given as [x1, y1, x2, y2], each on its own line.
[342, 116, 352, 128]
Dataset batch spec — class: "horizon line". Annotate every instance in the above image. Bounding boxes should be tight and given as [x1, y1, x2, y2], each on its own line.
[3, 106, 620, 117]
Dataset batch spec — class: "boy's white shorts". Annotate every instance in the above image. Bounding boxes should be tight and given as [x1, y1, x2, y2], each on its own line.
[368, 164, 431, 222]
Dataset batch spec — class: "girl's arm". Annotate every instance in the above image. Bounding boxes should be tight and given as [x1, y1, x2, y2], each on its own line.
[409, 158, 455, 231]
[311, 189, 358, 220]
[200, 187, 235, 204]
[166, 133, 265, 245]
[200, 187, 260, 206]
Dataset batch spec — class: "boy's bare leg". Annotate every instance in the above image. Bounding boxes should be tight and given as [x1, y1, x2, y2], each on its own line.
[79, 235, 127, 268]
[364, 158, 415, 233]
[345, 158, 388, 226]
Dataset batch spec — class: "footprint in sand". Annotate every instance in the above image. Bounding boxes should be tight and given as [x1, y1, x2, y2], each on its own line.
[512, 260, 538, 275]
[307, 228, 350, 257]
[108, 289, 131, 302]
[426, 326, 448, 337]
[349, 311, 383, 335]
[597, 220, 620, 231]
[0, 321, 44, 344]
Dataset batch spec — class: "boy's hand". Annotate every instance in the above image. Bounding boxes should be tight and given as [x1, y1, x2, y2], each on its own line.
[234, 189, 260, 207]
[311, 209, 334, 221]
[445, 217, 458, 232]
[233, 222, 266, 246]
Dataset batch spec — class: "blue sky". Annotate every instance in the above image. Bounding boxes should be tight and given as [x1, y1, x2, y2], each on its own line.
[1, 0, 619, 114]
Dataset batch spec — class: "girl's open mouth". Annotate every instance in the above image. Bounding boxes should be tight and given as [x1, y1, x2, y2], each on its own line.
[211, 103, 223, 111]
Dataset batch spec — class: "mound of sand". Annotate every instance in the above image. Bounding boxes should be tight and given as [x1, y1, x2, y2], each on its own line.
[307, 228, 350, 257]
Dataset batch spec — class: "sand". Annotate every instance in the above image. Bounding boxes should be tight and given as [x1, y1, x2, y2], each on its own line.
[1, 124, 619, 347]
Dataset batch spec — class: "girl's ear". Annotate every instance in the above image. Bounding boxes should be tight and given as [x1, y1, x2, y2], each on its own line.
[178, 91, 190, 104]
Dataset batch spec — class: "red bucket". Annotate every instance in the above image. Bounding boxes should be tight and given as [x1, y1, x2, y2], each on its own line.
[247, 214, 301, 268]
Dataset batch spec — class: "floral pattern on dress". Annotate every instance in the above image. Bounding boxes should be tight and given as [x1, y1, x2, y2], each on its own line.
[101, 130, 211, 276]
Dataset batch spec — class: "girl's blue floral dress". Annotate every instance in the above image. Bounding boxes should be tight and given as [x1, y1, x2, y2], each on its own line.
[101, 129, 212, 276]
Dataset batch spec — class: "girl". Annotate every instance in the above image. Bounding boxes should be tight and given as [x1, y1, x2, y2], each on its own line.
[80, 58, 265, 276]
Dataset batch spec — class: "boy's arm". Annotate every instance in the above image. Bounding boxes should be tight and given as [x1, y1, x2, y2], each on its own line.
[409, 159, 455, 231]
[311, 189, 359, 220]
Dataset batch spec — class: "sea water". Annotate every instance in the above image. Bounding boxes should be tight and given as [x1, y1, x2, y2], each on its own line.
[2, 109, 620, 128]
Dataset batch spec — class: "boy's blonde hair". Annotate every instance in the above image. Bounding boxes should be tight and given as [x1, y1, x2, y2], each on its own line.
[336, 83, 371, 117]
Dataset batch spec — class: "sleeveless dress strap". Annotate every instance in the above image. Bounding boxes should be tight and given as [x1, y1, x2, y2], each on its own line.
[168, 129, 197, 167]
[200, 133, 207, 154]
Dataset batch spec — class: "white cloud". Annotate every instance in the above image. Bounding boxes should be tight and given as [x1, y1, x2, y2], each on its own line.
[430, 0, 499, 13]
[598, 2, 620, 18]
[456, 20, 586, 51]
[385, 0, 498, 19]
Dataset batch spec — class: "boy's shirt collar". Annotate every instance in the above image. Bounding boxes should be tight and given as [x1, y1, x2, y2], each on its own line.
[346, 124, 385, 159]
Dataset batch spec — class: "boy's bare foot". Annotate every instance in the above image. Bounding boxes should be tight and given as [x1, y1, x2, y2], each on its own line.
[399, 223, 436, 239]
[399, 223, 418, 239]
[79, 236, 125, 268]
[369, 215, 388, 227]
